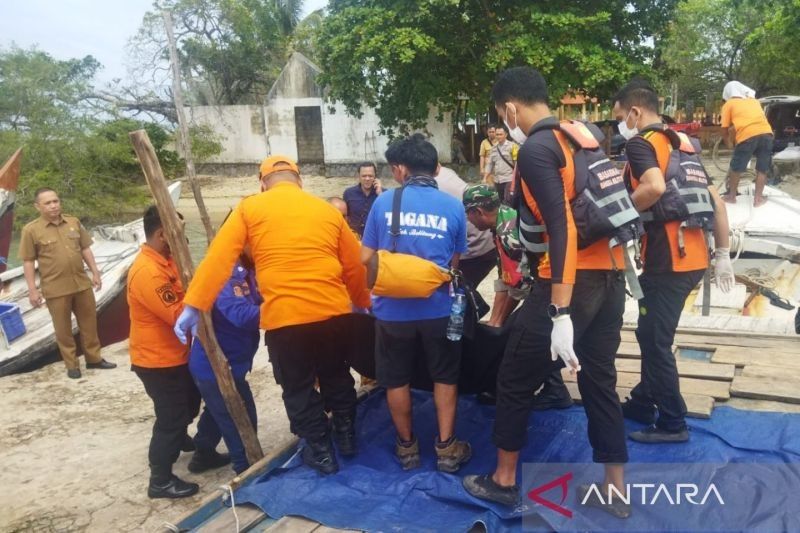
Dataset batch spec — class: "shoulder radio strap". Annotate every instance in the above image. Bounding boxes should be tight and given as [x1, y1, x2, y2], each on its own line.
[390, 185, 405, 253]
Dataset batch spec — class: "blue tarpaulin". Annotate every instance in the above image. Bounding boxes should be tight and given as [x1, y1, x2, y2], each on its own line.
[236, 390, 800, 532]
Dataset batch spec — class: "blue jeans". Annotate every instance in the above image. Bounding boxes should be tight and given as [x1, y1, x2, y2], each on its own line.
[193, 376, 258, 474]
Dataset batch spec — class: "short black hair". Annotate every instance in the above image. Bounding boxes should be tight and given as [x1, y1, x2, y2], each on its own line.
[356, 162, 377, 175]
[143, 206, 184, 238]
[143, 205, 162, 239]
[495, 123, 509, 134]
[614, 78, 659, 113]
[34, 187, 56, 202]
[492, 67, 548, 107]
[384, 133, 438, 175]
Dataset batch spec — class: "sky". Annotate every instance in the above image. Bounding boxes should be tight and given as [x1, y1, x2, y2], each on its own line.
[0, 0, 328, 86]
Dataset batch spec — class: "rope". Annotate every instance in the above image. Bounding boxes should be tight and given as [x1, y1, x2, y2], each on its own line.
[161, 522, 180, 532]
[729, 228, 746, 263]
[220, 484, 240, 532]
[730, 267, 778, 291]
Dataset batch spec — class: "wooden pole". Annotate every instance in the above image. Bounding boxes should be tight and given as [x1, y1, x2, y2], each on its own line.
[130, 129, 264, 465]
[162, 10, 215, 245]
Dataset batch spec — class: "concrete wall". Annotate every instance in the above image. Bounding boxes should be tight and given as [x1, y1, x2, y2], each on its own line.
[188, 101, 452, 169]
[188, 105, 268, 164]
[263, 97, 324, 161]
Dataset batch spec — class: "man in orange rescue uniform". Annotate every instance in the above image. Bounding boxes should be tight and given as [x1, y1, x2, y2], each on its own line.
[612, 79, 733, 443]
[174, 156, 371, 476]
[462, 67, 630, 518]
[128, 206, 229, 500]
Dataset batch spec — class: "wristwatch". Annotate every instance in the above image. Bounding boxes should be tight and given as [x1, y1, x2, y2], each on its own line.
[548, 303, 571, 319]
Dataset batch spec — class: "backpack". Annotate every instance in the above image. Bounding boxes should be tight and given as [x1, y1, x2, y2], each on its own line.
[516, 120, 643, 255]
[637, 128, 715, 229]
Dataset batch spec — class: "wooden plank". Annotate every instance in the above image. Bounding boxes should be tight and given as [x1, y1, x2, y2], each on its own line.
[198, 503, 266, 533]
[562, 370, 730, 400]
[266, 516, 321, 533]
[741, 364, 800, 381]
[711, 345, 800, 369]
[615, 358, 734, 381]
[623, 328, 799, 354]
[616, 341, 642, 359]
[313, 526, 361, 533]
[730, 376, 800, 404]
[726, 397, 800, 414]
[565, 383, 714, 419]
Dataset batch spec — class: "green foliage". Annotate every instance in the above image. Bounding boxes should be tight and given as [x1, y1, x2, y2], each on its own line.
[133, 0, 305, 105]
[662, 0, 800, 102]
[0, 47, 222, 228]
[316, 0, 677, 134]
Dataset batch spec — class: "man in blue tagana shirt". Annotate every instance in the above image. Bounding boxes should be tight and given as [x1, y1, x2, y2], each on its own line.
[361, 133, 471, 474]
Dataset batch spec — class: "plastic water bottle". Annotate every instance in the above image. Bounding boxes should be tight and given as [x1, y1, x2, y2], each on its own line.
[446, 290, 467, 341]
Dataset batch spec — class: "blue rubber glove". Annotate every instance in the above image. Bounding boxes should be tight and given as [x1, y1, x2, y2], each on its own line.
[174, 305, 200, 344]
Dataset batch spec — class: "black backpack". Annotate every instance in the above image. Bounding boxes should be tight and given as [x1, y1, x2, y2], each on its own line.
[516, 120, 643, 254]
[637, 129, 716, 230]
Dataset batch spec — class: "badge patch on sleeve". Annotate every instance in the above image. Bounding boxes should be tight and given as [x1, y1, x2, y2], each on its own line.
[156, 283, 179, 306]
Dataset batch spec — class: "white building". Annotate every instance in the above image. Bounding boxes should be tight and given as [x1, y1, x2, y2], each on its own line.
[189, 52, 452, 175]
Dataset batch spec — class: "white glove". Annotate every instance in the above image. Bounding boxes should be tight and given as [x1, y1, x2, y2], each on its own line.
[174, 305, 200, 344]
[714, 248, 734, 294]
[550, 315, 581, 373]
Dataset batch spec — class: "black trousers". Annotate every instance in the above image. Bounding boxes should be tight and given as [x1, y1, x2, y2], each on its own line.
[265, 315, 357, 440]
[494, 270, 628, 463]
[459, 248, 498, 289]
[630, 269, 704, 431]
[135, 364, 201, 477]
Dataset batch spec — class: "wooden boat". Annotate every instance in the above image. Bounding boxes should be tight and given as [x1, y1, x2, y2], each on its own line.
[0, 148, 22, 275]
[0, 181, 182, 376]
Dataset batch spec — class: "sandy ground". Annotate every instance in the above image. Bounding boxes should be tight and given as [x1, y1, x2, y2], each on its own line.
[0, 175, 363, 533]
[0, 341, 295, 533]
[3, 165, 799, 532]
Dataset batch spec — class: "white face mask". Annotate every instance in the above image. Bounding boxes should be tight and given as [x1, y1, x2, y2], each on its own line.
[504, 104, 528, 144]
[618, 108, 639, 140]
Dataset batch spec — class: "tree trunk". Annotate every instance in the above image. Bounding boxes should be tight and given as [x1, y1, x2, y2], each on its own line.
[163, 9, 215, 245]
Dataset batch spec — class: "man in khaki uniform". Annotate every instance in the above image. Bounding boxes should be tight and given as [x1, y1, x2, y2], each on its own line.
[19, 188, 116, 379]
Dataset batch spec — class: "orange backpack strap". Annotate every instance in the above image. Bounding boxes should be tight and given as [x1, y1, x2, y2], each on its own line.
[645, 127, 697, 154]
[557, 120, 600, 150]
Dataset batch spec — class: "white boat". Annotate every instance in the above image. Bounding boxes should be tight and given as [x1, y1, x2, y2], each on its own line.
[0, 182, 182, 376]
[624, 183, 800, 336]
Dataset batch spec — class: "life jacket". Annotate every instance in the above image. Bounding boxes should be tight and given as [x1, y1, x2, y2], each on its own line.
[515, 120, 643, 258]
[630, 128, 715, 229]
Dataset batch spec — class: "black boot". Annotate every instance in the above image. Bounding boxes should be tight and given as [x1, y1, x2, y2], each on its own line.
[302, 432, 339, 475]
[188, 448, 231, 473]
[332, 409, 357, 457]
[533, 371, 573, 411]
[181, 434, 196, 452]
[148, 465, 199, 499]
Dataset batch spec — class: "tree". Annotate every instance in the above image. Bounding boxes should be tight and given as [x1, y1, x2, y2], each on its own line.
[315, 0, 678, 134]
[0, 47, 221, 227]
[129, 0, 306, 105]
[661, 0, 800, 104]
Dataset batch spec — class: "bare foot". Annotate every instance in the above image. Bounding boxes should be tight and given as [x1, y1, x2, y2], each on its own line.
[722, 194, 738, 204]
[753, 196, 768, 207]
